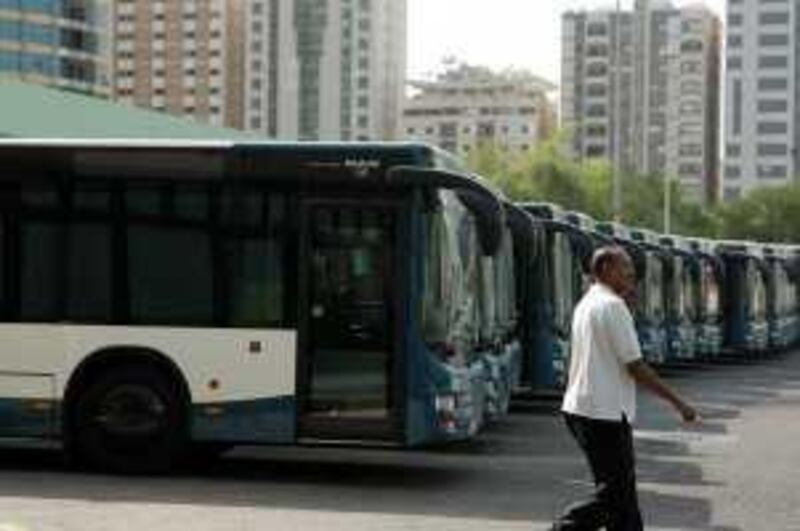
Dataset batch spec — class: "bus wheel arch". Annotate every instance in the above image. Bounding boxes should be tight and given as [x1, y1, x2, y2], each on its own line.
[62, 346, 192, 473]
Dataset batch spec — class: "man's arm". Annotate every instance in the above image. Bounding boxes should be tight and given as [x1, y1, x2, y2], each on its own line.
[627, 360, 698, 423]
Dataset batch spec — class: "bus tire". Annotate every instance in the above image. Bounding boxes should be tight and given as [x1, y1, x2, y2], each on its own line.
[70, 363, 188, 474]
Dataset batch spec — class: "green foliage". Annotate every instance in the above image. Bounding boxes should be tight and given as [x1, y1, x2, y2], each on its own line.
[465, 138, 799, 243]
[716, 184, 800, 243]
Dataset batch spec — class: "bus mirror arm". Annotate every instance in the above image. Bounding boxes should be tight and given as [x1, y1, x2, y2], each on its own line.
[386, 166, 504, 256]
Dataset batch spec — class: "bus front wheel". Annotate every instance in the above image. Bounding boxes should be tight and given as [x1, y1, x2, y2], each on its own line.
[70, 364, 188, 474]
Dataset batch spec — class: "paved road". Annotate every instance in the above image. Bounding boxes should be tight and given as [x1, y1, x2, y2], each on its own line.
[0, 351, 799, 530]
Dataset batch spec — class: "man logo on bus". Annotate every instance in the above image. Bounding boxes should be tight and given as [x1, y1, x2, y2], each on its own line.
[345, 158, 381, 178]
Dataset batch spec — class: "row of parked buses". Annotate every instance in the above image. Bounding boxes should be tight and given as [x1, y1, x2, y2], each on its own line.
[513, 203, 800, 394]
[0, 140, 796, 472]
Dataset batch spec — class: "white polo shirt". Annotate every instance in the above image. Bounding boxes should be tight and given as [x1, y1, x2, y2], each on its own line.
[562, 282, 643, 423]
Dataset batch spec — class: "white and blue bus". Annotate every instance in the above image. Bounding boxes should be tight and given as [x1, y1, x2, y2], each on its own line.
[0, 139, 514, 472]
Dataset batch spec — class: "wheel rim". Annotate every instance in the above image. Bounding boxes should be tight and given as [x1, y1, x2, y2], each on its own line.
[92, 384, 168, 438]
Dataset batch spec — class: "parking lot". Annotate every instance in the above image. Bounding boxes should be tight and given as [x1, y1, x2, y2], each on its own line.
[0, 351, 799, 530]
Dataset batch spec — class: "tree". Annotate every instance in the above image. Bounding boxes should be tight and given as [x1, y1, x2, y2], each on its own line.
[466, 138, 799, 243]
[717, 183, 800, 243]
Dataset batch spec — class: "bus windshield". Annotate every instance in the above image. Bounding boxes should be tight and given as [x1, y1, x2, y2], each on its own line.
[552, 232, 574, 336]
[702, 261, 721, 319]
[749, 262, 767, 321]
[683, 263, 698, 322]
[646, 254, 664, 322]
[420, 190, 482, 366]
[494, 228, 517, 336]
[672, 258, 686, 320]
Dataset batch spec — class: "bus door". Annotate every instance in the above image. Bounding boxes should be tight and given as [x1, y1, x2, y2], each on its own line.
[297, 200, 403, 442]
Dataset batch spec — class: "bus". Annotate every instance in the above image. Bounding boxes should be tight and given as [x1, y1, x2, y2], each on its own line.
[718, 242, 769, 356]
[0, 139, 512, 472]
[763, 245, 796, 350]
[629, 228, 669, 365]
[505, 204, 546, 397]
[475, 200, 523, 420]
[687, 238, 724, 359]
[660, 236, 699, 361]
[518, 203, 593, 392]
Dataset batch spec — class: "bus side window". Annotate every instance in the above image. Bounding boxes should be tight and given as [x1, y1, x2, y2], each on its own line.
[223, 188, 287, 329]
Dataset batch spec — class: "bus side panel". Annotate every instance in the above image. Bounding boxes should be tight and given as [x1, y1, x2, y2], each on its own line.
[0, 325, 297, 444]
[0, 325, 64, 437]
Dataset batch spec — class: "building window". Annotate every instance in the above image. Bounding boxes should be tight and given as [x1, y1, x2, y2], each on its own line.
[759, 55, 788, 69]
[757, 99, 788, 113]
[727, 56, 742, 70]
[587, 23, 608, 36]
[587, 83, 607, 97]
[728, 13, 743, 26]
[757, 121, 788, 134]
[758, 77, 788, 91]
[725, 166, 741, 179]
[679, 144, 703, 157]
[757, 143, 788, 156]
[681, 40, 703, 52]
[726, 144, 741, 157]
[759, 13, 789, 25]
[681, 61, 702, 74]
[586, 103, 607, 117]
[586, 63, 608, 77]
[728, 34, 743, 48]
[586, 125, 606, 137]
[586, 145, 606, 158]
[757, 165, 787, 179]
[759, 34, 788, 46]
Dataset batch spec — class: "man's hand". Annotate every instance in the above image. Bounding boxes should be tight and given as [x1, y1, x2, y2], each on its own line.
[628, 360, 700, 425]
[676, 402, 699, 424]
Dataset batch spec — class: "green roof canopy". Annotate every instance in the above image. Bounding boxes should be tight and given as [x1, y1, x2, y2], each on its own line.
[0, 81, 260, 140]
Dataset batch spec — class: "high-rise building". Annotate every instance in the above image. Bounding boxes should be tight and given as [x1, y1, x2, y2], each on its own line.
[562, 9, 637, 169]
[111, 0, 245, 128]
[562, 1, 721, 203]
[642, 2, 720, 203]
[401, 64, 556, 157]
[0, 0, 105, 94]
[723, 0, 799, 200]
[110, 0, 406, 140]
[243, 0, 406, 140]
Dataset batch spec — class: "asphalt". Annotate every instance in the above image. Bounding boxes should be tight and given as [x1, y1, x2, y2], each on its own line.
[0, 351, 798, 530]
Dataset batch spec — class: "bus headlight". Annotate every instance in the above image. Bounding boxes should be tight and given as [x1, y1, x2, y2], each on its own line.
[435, 394, 457, 414]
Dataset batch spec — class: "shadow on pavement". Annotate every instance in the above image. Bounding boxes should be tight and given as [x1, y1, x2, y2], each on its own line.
[0, 352, 794, 529]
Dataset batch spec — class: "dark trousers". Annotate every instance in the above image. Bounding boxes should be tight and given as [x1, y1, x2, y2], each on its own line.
[552, 413, 643, 531]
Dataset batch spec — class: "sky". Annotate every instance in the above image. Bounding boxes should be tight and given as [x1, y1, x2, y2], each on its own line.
[408, 0, 726, 83]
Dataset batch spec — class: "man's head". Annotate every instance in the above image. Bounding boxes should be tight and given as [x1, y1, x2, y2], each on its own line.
[591, 246, 636, 298]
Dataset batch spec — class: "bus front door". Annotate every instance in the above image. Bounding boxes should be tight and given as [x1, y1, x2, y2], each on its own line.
[298, 201, 402, 442]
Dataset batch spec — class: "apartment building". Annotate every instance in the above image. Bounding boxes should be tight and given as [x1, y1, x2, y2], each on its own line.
[562, 9, 637, 169]
[401, 64, 556, 156]
[110, 0, 406, 139]
[111, 0, 245, 128]
[724, 0, 799, 199]
[562, 1, 721, 203]
[662, 4, 721, 203]
[243, 0, 406, 140]
[0, 0, 105, 94]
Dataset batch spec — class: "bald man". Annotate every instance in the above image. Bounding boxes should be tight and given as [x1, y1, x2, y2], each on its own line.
[552, 246, 698, 531]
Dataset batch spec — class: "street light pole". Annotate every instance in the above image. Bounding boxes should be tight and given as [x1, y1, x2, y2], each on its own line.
[664, 172, 671, 235]
[612, 0, 623, 221]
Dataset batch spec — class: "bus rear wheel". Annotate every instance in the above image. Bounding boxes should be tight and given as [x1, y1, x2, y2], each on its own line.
[70, 364, 187, 474]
